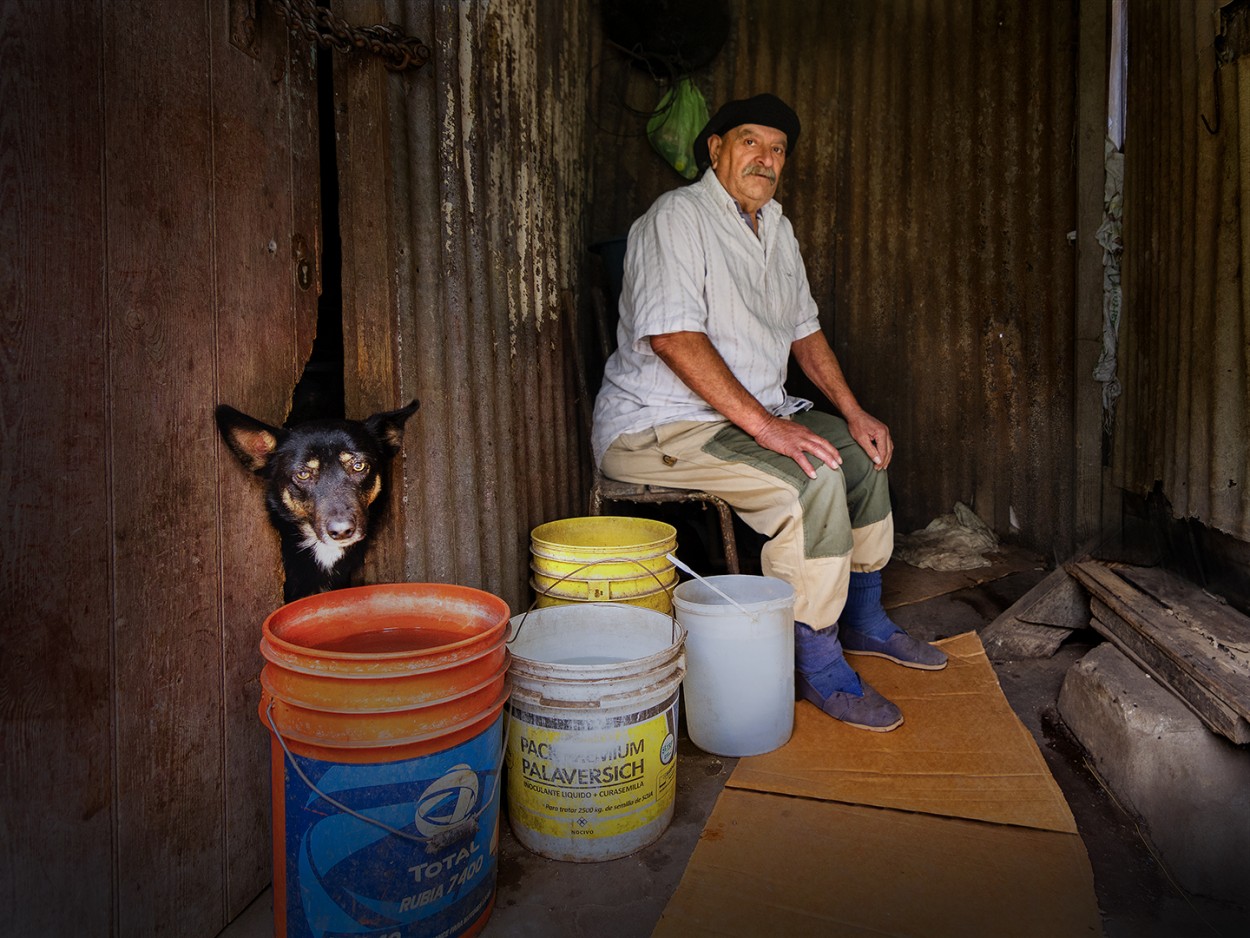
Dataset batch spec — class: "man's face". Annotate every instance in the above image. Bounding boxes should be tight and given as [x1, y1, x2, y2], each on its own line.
[708, 123, 788, 212]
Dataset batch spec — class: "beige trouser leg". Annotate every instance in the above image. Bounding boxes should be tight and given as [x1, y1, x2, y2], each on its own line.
[601, 415, 893, 630]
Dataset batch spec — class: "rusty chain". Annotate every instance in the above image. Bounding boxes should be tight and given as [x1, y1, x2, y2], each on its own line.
[273, 0, 431, 71]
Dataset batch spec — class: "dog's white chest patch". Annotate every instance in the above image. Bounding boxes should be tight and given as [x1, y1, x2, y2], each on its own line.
[303, 533, 347, 571]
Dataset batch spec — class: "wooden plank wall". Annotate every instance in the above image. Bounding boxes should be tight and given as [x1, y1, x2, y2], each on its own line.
[2, 1, 112, 933]
[106, 3, 227, 931]
[2, 2, 319, 935]
[210, 0, 321, 916]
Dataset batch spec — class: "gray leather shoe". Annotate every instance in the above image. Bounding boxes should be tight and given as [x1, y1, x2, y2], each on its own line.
[796, 671, 903, 732]
[841, 629, 948, 670]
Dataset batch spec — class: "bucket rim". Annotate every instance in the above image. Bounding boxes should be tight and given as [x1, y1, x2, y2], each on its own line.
[509, 600, 677, 627]
[507, 663, 685, 715]
[528, 542, 675, 563]
[507, 640, 684, 679]
[529, 563, 677, 585]
[258, 630, 507, 676]
[528, 577, 676, 603]
[530, 515, 677, 555]
[507, 603, 685, 676]
[672, 574, 796, 612]
[263, 684, 512, 749]
[262, 582, 510, 662]
[260, 652, 511, 715]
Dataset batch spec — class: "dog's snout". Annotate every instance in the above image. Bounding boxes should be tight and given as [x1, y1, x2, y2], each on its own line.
[326, 519, 357, 541]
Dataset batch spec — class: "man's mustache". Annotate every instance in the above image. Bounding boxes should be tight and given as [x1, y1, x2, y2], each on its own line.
[744, 165, 776, 183]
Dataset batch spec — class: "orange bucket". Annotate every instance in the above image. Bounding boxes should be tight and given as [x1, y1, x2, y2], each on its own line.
[260, 583, 510, 938]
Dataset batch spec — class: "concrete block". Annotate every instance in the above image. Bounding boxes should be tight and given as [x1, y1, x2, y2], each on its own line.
[1058, 643, 1250, 903]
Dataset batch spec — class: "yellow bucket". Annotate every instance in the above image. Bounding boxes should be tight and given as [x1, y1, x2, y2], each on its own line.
[532, 581, 676, 613]
[529, 517, 677, 613]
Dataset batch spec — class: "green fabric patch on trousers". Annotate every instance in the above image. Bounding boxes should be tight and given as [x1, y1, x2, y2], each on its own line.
[702, 411, 892, 559]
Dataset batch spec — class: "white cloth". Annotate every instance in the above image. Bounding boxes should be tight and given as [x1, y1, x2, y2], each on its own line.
[591, 169, 822, 465]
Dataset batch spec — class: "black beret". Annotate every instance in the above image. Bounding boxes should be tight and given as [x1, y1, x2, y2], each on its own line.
[694, 93, 800, 172]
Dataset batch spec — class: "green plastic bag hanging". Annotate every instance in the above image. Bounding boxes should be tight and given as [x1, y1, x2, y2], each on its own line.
[647, 77, 709, 180]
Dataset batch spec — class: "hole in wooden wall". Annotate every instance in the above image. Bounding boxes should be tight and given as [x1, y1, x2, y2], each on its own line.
[288, 46, 344, 426]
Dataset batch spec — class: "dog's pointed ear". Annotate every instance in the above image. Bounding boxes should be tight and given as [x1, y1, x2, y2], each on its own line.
[215, 404, 284, 473]
[364, 399, 420, 457]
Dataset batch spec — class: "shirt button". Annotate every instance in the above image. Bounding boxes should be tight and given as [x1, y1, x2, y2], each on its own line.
[662, 455, 677, 466]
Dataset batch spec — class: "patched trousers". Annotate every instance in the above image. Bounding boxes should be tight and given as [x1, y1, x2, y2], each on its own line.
[600, 411, 893, 630]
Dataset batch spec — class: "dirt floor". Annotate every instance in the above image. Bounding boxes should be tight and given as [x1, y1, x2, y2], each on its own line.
[221, 554, 1250, 938]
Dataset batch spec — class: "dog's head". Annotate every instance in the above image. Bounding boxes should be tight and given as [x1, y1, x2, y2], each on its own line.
[215, 400, 419, 570]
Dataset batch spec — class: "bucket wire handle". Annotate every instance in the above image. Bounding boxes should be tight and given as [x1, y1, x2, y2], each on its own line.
[265, 697, 508, 849]
[512, 555, 680, 645]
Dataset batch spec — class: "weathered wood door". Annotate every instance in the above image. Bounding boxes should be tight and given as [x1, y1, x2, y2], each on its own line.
[3, 2, 319, 934]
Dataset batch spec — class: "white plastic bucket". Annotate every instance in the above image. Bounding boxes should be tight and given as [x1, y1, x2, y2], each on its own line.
[673, 575, 796, 757]
[504, 603, 686, 862]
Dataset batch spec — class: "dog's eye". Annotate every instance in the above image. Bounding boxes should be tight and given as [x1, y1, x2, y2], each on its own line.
[295, 468, 313, 482]
[350, 459, 368, 473]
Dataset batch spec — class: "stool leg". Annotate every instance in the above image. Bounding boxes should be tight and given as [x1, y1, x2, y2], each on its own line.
[714, 499, 740, 575]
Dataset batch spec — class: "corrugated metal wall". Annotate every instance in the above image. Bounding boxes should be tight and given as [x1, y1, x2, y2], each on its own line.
[590, 0, 1082, 556]
[330, 0, 1093, 594]
[335, 0, 592, 613]
[1115, 0, 1250, 541]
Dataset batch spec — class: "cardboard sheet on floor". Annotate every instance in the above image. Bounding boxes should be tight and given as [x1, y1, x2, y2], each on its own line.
[655, 632, 1102, 937]
[652, 789, 1101, 937]
[729, 631, 1076, 832]
[883, 547, 1043, 610]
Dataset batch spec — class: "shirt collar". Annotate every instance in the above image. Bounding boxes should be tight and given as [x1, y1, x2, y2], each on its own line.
[697, 167, 780, 224]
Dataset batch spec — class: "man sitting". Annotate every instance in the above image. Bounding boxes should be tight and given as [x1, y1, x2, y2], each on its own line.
[592, 93, 946, 732]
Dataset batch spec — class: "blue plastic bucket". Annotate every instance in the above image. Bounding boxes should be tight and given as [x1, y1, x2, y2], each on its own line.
[261, 584, 511, 938]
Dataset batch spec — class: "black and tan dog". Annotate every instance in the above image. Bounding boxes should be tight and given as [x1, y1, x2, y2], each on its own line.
[216, 400, 419, 602]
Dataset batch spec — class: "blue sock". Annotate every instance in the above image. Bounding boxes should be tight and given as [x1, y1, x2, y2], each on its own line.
[841, 570, 902, 640]
[794, 622, 863, 696]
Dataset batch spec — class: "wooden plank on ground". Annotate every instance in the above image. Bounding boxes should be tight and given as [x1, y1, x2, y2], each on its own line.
[982, 566, 1088, 659]
[1090, 601, 1250, 744]
[883, 547, 1043, 610]
[1069, 561, 1250, 742]
[983, 620, 1077, 661]
[1117, 566, 1250, 665]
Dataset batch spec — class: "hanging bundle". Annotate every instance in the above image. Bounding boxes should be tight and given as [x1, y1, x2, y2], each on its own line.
[647, 78, 709, 180]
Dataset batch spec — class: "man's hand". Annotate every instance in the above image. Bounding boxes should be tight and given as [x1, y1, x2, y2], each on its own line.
[754, 415, 842, 480]
[649, 330, 857, 479]
[791, 332, 894, 471]
[846, 409, 893, 471]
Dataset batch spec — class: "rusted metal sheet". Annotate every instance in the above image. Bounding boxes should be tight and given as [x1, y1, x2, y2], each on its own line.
[1114, 0, 1250, 541]
[589, 0, 1081, 555]
[337, 0, 592, 613]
